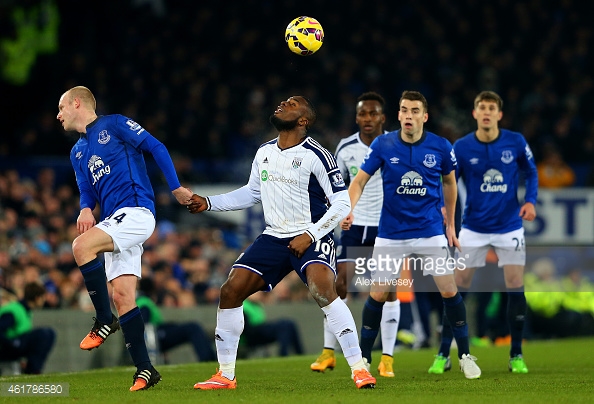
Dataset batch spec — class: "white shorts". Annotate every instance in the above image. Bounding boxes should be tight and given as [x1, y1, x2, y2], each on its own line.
[95, 207, 156, 281]
[457, 227, 525, 268]
[370, 235, 454, 282]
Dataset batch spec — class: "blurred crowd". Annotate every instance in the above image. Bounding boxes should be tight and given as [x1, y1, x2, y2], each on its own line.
[0, 168, 309, 313]
[1, 166, 593, 342]
[1, 0, 593, 184]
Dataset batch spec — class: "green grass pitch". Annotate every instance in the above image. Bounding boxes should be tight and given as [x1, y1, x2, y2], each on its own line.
[1, 337, 593, 403]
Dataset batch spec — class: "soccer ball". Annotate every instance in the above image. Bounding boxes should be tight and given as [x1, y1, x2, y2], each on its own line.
[285, 16, 324, 56]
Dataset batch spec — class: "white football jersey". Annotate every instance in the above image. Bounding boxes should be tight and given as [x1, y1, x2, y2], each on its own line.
[207, 136, 350, 240]
[335, 132, 384, 226]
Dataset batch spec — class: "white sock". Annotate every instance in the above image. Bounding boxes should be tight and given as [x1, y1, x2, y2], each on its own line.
[321, 297, 362, 367]
[215, 306, 244, 380]
[381, 299, 401, 356]
[322, 297, 347, 350]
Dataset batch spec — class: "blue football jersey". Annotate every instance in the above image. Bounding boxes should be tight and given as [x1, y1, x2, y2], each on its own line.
[360, 130, 457, 239]
[70, 114, 157, 220]
[454, 129, 538, 233]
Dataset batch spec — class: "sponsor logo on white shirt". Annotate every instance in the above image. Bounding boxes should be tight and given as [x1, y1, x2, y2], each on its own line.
[261, 170, 299, 185]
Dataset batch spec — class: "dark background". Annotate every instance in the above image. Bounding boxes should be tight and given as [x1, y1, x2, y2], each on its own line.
[1, 0, 593, 183]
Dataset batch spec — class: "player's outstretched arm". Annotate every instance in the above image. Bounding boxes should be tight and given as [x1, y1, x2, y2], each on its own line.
[187, 194, 208, 214]
[172, 186, 193, 206]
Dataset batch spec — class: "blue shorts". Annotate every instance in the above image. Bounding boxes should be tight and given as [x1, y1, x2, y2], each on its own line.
[233, 233, 337, 291]
[337, 225, 378, 262]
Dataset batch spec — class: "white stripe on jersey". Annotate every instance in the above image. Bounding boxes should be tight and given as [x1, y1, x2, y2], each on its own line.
[335, 132, 384, 226]
[306, 137, 338, 169]
[250, 137, 344, 238]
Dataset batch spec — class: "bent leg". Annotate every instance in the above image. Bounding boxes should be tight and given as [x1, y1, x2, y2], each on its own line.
[73, 228, 115, 324]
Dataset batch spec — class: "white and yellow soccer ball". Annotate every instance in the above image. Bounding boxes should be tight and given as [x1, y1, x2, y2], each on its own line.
[285, 16, 324, 56]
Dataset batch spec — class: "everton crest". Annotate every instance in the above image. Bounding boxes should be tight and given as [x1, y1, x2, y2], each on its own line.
[98, 130, 111, 145]
[501, 150, 514, 164]
[423, 154, 436, 168]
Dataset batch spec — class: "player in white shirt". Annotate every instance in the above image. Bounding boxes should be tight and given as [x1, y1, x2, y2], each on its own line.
[311, 92, 401, 378]
[189, 96, 376, 390]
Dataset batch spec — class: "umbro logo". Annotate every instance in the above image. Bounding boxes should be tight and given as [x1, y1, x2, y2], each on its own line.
[214, 334, 224, 341]
[339, 328, 354, 337]
[390, 157, 399, 164]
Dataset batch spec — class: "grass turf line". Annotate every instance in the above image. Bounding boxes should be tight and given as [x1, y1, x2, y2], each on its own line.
[1, 337, 593, 404]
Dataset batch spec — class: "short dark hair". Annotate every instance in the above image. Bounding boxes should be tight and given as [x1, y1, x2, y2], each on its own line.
[24, 282, 45, 302]
[474, 91, 503, 110]
[357, 92, 386, 109]
[400, 90, 428, 112]
[300, 96, 317, 129]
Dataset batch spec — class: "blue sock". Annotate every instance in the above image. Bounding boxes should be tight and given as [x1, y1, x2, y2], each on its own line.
[443, 293, 470, 358]
[361, 296, 384, 364]
[438, 306, 453, 357]
[507, 287, 526, 357]
[438, 286, 469, 357]
[458, 286, 469, 300]
[120, 307, 151, 371]
[79, 258, 113, 324]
